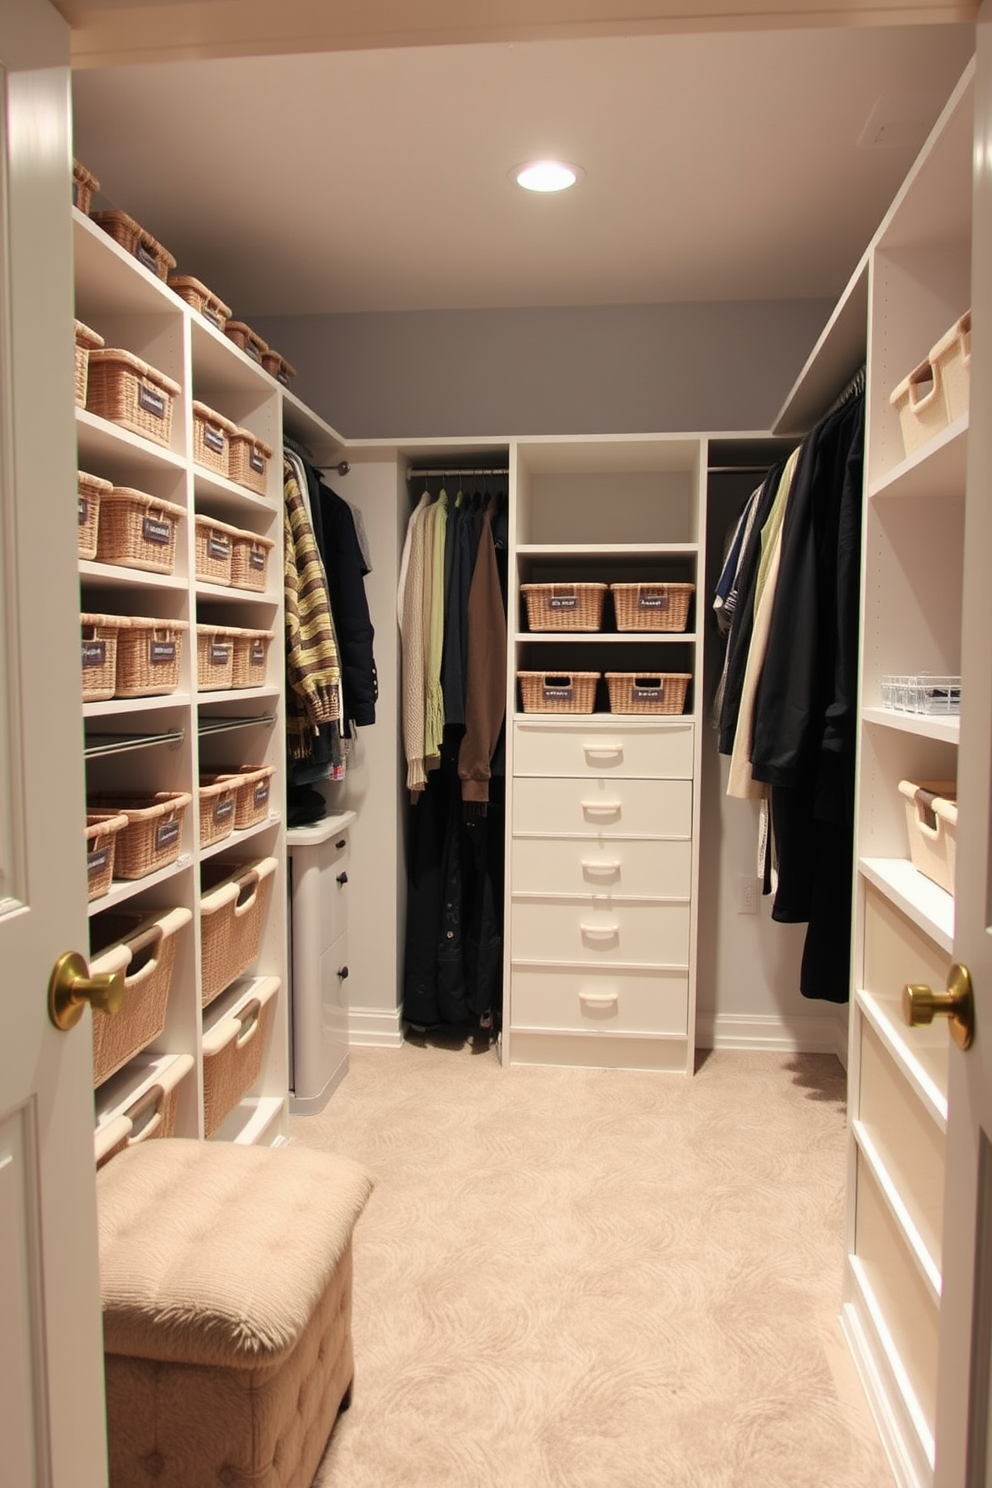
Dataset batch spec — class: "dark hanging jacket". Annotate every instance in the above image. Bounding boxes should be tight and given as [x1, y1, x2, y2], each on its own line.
[315, 477, 378, 728]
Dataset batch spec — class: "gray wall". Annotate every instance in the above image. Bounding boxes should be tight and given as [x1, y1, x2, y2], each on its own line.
[252, 298, 834, 440]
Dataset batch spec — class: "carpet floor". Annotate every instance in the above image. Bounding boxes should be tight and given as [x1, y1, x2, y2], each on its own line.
[290, 1039, 894, 1488]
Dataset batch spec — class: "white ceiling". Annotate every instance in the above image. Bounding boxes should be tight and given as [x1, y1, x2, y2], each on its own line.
[69, 18, 976, 319]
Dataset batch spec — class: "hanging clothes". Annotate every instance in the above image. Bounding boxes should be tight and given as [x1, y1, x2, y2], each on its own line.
[283, 456, 343, 764]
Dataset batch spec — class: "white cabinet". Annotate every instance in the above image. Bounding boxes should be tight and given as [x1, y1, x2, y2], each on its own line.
[505, 437, 706, 1072]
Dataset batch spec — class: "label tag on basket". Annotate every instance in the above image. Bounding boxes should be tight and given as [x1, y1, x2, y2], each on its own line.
[254, 781, 270, 808]
[203, 308, 222, 328]
[214, 798, 234, 823]
[249, 450, 265, 474]
[549, 594, 577, 610]
[134, 241, 159, 273]
[210, 642, 231, 665]
[544, 684, 574, 700]
[633, 681, 664, 700]
[78, 496, 88, 525]
[87, 847, 110, 877]
[203, 425, 226, 454]
[638, 590, 670, 610]
[150, 640, 176, 664]
[208, 534, 231, 560]
[143, 516, 172, 545]
[249, 549, 266, 570]
[82, 640, 107, 668]
[138, 382, 166, 419]
[251, 640, 266, 662]
[246, 341, 261, 361]
[155, 819, 180, 851]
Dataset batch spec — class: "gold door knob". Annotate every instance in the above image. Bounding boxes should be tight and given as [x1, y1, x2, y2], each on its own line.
[902, 962, 975, 1050]
[48, 950, 125, 1032]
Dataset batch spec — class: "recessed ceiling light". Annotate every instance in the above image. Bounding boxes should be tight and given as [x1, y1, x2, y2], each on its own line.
[513, 160, 583, 193]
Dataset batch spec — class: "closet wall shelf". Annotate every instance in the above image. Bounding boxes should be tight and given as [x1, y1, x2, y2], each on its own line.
[73, 206, 177, 315]
[76, 408, 187, 472]
[199, 817, 281, 861]
[867, 417, 968, 502]
[861, 707, 959, 746]
[195, 579, 278, 605]
[84, 724, 186, 758]
[210, 1093, 286, 1146]
[845, 1255, 937, 1475]
[858, 856, 954, 953]
[197, 686, 279, 707]
[189, 318, 273, 401]
[518, 631, 697, 645]
[516, 542, 698, 558]
[88, 855, 193, 918]
[83, 698, 190, 721]
[856, 988, 949, 1128]
[79, 561, 188, 593]
[853, 1119, 942, 1306]
[192, 469, 275, 513]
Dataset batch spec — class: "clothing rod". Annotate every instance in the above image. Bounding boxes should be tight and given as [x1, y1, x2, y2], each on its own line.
[84, 728, 185, 760]
[407, 466, 509, 480]
[198, 713, 276, 736]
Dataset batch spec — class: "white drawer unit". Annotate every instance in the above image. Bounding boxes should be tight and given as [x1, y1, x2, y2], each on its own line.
[511, 894, 690, 965]
[512, 775, 692, 837]
[513, 720, 694, 779]
[511, 966, 689, 1036]
[510, 835, 692, 897]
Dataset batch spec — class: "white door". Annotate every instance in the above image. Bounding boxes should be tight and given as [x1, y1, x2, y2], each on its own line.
[933, 6, 992, 1485]
[0, 0, 109, 1484]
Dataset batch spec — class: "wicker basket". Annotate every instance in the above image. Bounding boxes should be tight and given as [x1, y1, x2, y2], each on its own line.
[214, 765, 277, 830]
[78, 470, 112, 560]
[230, 527, 275, 591]
[261, 349, 296, 385]
[87, 792, 192, 880]
[224, 320, 268, 364]
[890, 356, 948, 458]
[521, 582, 607, 632]
[74, 319, 105, 407]
[85, 348, 181, 447]
[228, 428, 274, 496]
[93, 1053, 194, 1167]
[72, 158, 100, 214]
[90, 209, 177, 281]
[231, 629, 273, 689]
[518, 670, 600, 714]
[191, 401, 237, 478]
[201, 976, 278, 1136]
[199, 856, 278, 1006]
[930, 310, 971, 424]
[197, 625, 240, 691]
[198, 776, 239, 848]
[86, 811, 130, 901]
[605, 671, 691, 716]
[611, 582, 695, 633]
[89, 906, 192, 1085]
[194, 514, 237, 585]
[95, 487, 185, 574]
[81, 613, 129, 701]
[166, 274, 232, 330]
[114, 617, 187, 699]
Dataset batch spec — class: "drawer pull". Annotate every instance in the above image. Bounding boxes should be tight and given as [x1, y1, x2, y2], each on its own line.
[579, 991, 619, 1008]
[581, 801, 622, 816]
[581, 859, 621, 880]
[583, 744, 623, 760]
[580, 922, 619, 940]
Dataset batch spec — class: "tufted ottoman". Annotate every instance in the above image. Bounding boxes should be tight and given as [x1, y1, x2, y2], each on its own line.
[96, 1138, 374, 1488]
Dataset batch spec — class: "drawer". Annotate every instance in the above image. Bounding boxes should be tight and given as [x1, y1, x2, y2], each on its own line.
[511, 835, 692, 897]
[513, 719, 693, 779]
[512, 775, 692, 837]
[510, 895, 690, 965]
[511, 965, 688, 1035]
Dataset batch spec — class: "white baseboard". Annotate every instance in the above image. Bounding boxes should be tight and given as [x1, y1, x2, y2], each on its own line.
[696, 1010, 848, 1065]
[347, 1004, 405, 1047]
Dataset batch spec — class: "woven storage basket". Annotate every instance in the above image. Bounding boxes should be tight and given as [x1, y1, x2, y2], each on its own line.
[224, 320, 268, 364]
[518, 670, 600, 714]
[166, 274, 232, 330]
[611, 582, 695, 633]
[930, 310, 971, 424]
[89, 907, 192, 1086]
[520, 582, 607, 632]
[198, 776, 238, 848]
[228, 428, 274, 496]
[72, 158, 100, 214]
[191, 401, 237, 478]
[199, 855, 278, 1006]
[85, 348, 180, 447]
[606, 671, 691, 716]
[261, 348, 297, 384]
[114, 617, 187, 700]
[86, 811, 130, 901]
[898, 779, 958, 896]
[78, 470, 112, 561]
[215, 764, 277, 829]
[231, 628, 273, 689]
[890, 356, 948, 458]
[90, 209, 177, 281]
[201, 976, 278, 1136]
[95, 487, 184, 574]
[230, 527, 275, 590]
[87, 792, 192, 880]
[197, 625, 240, 691]
[93, 1053, 194, 1167]
[194, 514, 237, 585]
[81, 613, 129, 702]
[74, 319, 105, 407]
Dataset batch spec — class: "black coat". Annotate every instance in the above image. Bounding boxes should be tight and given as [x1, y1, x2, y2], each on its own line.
[315, 477, 378, 728]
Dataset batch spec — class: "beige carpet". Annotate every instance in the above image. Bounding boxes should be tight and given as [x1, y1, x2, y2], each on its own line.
[289, 1040, 894, 1488]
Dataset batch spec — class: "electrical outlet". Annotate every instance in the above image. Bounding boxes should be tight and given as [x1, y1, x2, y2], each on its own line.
[737, 875, 759, 914]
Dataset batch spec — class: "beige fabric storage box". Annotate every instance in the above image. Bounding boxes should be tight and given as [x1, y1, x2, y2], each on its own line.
[890, 356, 948, 458]
[930, 310, 971, 424]
[199, 855, 278, 1006]
[898, 778, 958, 896]
[89, 907, 193, 1086]
[78, 470, 112, 560]
[201, 974, 279, 1136]
[94, 1053, 195, 1168]
[97, 1139, 373, 1488]
[96, 488, 185, 575]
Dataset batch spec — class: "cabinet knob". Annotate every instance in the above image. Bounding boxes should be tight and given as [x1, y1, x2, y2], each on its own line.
[336, 871, 348, 886]
[902, 962, 974, 1050]
[335, 838, 346, 850]
[337, 965, 349, 981]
